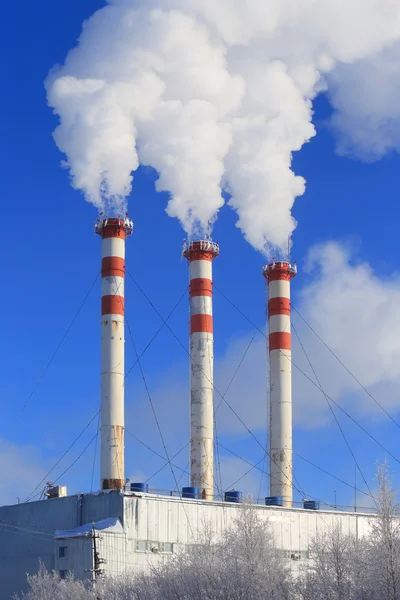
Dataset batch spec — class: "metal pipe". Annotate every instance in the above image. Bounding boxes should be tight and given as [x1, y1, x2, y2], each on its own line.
[183, 240, 219, 500]
[95, 217, 133, 490]
[263, 260, 297, 507]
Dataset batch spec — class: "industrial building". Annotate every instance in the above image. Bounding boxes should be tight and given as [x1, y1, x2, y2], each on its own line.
[0, 489, 374, 599]
[0, 218, 376, 599]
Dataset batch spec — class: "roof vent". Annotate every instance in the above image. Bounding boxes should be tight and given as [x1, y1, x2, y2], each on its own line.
[45, 484, 67, 499]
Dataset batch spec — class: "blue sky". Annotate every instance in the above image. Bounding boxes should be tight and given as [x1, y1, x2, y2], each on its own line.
[1, 0, 400, 510]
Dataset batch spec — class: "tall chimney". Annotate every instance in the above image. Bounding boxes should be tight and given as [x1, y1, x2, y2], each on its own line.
[183, 240, 219, 500]
[263, 260, 297, 507]
[95, 217, 133, 490]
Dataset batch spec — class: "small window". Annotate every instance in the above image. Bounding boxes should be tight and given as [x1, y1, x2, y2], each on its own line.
[59, 546, 67, 559]
[290, 552, 300, 561]
[283, 549, 307, 561]
[148, 541, 160, 552]
[162, 542, 173, 553]
[136, 541, 147, 552]
[59, 570, 68, 580]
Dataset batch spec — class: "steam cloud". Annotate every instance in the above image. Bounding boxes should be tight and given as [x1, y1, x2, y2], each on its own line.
[46, 0, 400, 254]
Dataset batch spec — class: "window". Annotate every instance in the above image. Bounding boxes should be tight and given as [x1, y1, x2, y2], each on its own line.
[290, 552, 300, 561]
[282, 550, 308, 561]
[136, 540, 173, 553]
[148, 541, 160, 552]
[136, 540, 147, 552]
[59, 546, 67, 559]
[59, 570, 68, 580]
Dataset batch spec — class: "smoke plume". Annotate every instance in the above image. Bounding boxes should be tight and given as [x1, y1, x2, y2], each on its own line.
[46, 0, 400, 254]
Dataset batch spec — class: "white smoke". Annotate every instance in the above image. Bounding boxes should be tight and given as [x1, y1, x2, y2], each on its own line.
[329, 44, 400, 161]
[46, 0, 400, 253]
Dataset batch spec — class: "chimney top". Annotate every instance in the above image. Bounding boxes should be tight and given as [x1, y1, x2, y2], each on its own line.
[262, 260, 297, 281]
[183, 240, 219, 261]
[95, 217, 133, 239]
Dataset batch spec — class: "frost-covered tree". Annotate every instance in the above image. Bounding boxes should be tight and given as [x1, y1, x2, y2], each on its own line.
[295, 524, 365, 600]
[217, 502, 293, 600]
[17, 563, 91, 600]
[297, 462, 400, 600]
[364, 462, 400, 600]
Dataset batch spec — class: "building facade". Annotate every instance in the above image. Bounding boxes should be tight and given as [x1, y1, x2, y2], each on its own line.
[0, 491, 373, 599]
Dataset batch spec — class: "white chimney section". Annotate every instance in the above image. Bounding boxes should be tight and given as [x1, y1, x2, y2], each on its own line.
[183, 240, 219, 500]
[263, 261, 297, 508]
[95, 217, 133, 490]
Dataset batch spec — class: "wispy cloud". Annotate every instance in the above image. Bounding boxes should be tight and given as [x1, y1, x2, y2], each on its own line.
[0, 440, 51, 507]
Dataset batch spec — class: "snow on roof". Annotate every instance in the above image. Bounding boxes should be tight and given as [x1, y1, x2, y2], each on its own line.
[55, 516, 124, 539]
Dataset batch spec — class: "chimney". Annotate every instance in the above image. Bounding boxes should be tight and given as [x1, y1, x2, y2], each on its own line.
[183, 240, 219, 500]
[95, 217, 133, 490]
[263, 260, 297, 507]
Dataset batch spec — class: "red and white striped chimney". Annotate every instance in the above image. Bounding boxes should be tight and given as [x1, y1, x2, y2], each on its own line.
[95, 217, 133, 490]
[263, 261, 297, 507]
[183, 240, 219, 500]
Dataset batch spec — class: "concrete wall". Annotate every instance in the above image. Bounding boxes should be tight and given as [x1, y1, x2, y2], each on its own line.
[0, 491, 123, 599]
[55, 537, 93, 582]
[120, 493, 373, 574]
